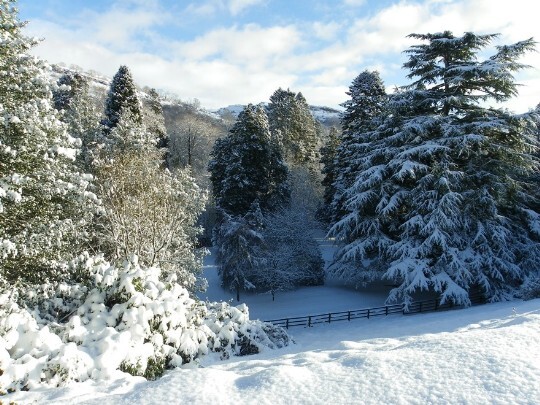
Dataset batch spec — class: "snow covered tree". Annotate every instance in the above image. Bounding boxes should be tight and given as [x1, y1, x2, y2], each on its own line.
[0, 0, 99, 285]
[102, 65, 143, 132]
[98, 69, 155, 156]
[214, 207, 265, 301]
[53, 71, 102, 171]
[95, 149, 207, 291]
[267, 88, 319, 167]
[330, 32, 540, 307]
[168, 113, 224, 186]
[331, 70, 387, 224]
[143, 88, 168, 150]
[319, 126, 341, 223]
[209, 104, 289, 216]
[256, 206, 324, 300]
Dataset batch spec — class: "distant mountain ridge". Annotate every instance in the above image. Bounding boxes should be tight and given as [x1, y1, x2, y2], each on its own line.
[49, 64, 341, 128]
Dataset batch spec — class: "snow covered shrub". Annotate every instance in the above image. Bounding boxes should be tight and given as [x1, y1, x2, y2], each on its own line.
[0, 255, 289, 393]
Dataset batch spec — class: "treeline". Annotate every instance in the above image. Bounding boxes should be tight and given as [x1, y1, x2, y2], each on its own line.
[320, 32, 540, 306]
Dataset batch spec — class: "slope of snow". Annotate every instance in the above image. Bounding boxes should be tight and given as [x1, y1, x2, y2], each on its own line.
[8, 299, 540, 404]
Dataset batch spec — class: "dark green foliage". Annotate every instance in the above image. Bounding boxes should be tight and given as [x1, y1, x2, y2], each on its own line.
[319, 126, 341, 223]
[0, 0, 98, 285]
[102, 65, 143, 131]
[209, 104, 289, 216]
[331, 70, 387, 223]
[267, 88, 319, 167]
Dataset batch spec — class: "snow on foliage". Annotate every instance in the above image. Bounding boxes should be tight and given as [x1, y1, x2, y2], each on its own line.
[0, 0, 100, 284]
[0, 254, 289, 393]
[330, 32, 540, 307]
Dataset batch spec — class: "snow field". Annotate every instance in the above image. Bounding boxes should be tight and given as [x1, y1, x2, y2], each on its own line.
[9, 298, 539, 404]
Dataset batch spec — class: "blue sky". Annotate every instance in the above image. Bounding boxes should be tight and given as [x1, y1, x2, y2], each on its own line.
[18, 0, 539, 111]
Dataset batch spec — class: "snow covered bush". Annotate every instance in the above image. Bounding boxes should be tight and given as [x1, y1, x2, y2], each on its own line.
[0, 254, 290, 393]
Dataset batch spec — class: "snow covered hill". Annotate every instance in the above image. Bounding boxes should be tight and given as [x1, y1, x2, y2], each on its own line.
[7, 298, 540, 404]
[213, 104, 341, 127]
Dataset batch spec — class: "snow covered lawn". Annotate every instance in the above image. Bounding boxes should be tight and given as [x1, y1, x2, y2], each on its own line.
[8, 299, 540, 404]
[198, 233, 393, 321]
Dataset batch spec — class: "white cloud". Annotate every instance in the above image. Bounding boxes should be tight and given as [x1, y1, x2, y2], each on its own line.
[23, 0, 540, 112]
[312, 21, 342, 41]
[185, 0, 265, 17]
[174, 24, 302, 65]
[228, 0, 265, 16]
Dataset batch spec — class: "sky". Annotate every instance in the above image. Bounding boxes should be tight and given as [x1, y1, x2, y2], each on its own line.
[17, 0, 540, 111]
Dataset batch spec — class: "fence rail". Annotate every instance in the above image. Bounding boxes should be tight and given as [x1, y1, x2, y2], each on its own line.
[264, 292, 485, 329]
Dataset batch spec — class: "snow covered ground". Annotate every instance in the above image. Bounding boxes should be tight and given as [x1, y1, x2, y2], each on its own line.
[8, 298, 540, 404]
[6, 234, 540, 404]
[197, 234, 390, 320]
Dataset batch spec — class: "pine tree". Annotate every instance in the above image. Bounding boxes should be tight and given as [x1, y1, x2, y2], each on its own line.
[214, 207, 263, 301]
[0, 0, 99, 285]
[102, 65, 144, 132]
[331, 70, 387, 224]
[319, 126, 341, 223]
[98, 67, 155, 156]
[330, 32, 539, 307]
[208, 104, 289, 216]
[267, 88, 319, 167]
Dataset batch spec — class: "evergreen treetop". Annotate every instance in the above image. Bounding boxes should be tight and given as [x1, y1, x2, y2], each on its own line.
[209, 104, 289, 216]
[103, 65, 144, 131]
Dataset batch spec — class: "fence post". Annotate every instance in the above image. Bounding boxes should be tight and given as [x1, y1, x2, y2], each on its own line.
[308, 316, 312, 327]
[434, 299, 438, 311]
[328, 313, 331, 323]
[385, 306, 388, 316]
[367, 308, 370, 319]
[348, 311, 351, 321]
[286, 318, 289, 329]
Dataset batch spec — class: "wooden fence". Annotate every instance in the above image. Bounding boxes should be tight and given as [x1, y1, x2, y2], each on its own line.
[264, 292, 486, 329]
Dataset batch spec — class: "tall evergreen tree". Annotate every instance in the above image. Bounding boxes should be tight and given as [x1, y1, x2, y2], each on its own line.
[0, 0, 99, 285]
[98, 66, 155, 156]
[102, 65, 143, 132]
[330, 32, 539, 307]
[319, 126, 341, 223]
[331, 70, 387, 224]
[267, 88, 319, 167]
[213, 207, 264, 301]
[209, 104, 289, 216]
